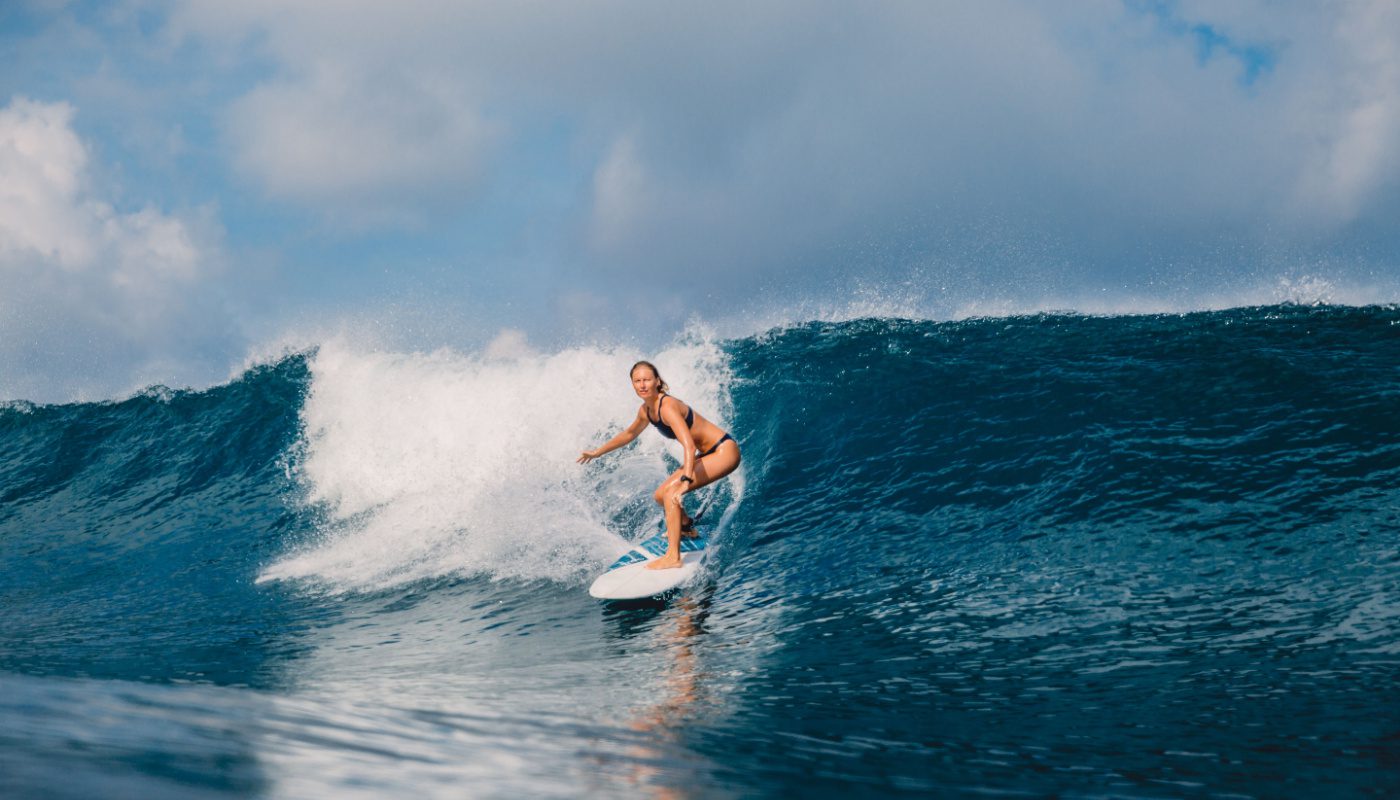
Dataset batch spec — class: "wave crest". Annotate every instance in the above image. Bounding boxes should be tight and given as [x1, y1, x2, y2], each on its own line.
[258, 332, 738, 592]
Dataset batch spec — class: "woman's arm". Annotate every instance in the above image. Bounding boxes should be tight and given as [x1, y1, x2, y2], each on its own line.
[577, 408, 648, 464]
[661, 401, 698, 487]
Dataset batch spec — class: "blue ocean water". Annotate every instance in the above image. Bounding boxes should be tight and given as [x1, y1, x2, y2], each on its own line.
[3, 304, 1399, 798]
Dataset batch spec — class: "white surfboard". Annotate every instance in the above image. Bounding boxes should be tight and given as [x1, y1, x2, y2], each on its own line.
[588, 529, 710, 600]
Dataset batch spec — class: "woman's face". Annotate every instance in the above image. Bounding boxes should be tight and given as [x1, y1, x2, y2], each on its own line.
[631, 367, 659, 398]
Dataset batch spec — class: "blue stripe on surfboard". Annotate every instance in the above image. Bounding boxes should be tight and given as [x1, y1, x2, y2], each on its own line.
[606, 532, 709, 571]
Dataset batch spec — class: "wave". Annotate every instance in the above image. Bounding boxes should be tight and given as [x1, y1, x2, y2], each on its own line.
[711, 272, 1398, 341]
[4, 304, 1400, 795]
[5, 304, 1398, 601]
[256, 332, 741, 591]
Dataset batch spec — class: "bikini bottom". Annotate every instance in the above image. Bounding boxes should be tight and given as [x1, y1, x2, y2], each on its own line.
[697, 433, 734, 458]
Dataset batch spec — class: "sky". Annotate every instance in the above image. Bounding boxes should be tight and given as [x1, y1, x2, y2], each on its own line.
[2, 0, 1399, 402]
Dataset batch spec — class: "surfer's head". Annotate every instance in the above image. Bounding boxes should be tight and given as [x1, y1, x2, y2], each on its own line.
[630, 361, 668, 396]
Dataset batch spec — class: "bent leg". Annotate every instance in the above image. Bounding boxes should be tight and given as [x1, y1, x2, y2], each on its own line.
[646, 441, 741, 571]
[653, 476, 695, 535]
[654, 438, 742, 499]
[688, 440, 741, 492]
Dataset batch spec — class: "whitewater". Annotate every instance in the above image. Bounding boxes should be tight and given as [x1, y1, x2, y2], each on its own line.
[3, 303, 1400, 798]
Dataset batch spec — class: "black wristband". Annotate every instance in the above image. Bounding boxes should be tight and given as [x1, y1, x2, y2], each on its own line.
[680, 476, 693, 484]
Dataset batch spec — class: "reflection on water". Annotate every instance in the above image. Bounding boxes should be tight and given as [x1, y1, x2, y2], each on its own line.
[202, 576, 737, 799]
[603, 593, 717, 799]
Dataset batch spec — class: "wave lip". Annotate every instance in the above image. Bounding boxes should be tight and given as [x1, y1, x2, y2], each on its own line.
[719, 272, 1396, 344]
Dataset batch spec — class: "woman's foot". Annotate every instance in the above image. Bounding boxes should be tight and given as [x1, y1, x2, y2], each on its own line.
[680, 515, 698, 539]
[646, 553, 683, 570]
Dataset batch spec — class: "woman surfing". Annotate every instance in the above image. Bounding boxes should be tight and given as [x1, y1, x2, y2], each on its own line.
[577, 361, 741, 569]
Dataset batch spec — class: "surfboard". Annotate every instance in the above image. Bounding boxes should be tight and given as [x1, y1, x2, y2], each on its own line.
[588, 529, 709, 600]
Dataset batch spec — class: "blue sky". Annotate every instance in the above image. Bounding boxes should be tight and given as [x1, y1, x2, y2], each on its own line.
[2, 0, 1399, 401]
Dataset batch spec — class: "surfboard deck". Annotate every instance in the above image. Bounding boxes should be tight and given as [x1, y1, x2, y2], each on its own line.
[588, 530, 709, 600]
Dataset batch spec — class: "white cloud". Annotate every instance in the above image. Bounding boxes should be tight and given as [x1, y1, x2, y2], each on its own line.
[154, 2, 1400, 288]
[0, 98, 93, 267]
[0, 96, 230, 401]
[589, 135, 650, 250]
[0, 97, 205, 289]
[1294, 0, 1400, 224]
[166, 0, 498, 226]
[226, 62, 495, 224]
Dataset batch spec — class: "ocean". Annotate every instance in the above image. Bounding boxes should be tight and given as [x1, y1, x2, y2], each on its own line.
[3, 303, 1398, 797]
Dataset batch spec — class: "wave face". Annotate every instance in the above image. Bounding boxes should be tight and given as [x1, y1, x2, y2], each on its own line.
[4, 305, 1400, 798]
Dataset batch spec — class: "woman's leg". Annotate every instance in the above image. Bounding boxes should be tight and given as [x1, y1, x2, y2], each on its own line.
[647, 441, 741, 570]
[647, 484, 688, 570]
[688, 440, 741, 491]
[652, 440, 743, 504]
[652, 480, 695, 535]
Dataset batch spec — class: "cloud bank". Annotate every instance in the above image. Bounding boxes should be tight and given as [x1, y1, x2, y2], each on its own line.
[226, 64, 495, 227]
[0, 96, 232, 402]
[166, 1, 1400, 275]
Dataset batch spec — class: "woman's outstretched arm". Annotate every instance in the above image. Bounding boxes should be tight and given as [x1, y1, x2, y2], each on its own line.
[578, 408, 648, 463]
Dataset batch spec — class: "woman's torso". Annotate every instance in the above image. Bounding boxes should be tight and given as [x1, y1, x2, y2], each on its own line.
[645, 395, 726, 452]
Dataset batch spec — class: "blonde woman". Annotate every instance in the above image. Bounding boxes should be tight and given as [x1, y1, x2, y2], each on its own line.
[578, 361, 741, 569]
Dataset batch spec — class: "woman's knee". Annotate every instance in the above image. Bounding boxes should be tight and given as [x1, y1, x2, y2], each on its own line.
[658, 486, 687, 510]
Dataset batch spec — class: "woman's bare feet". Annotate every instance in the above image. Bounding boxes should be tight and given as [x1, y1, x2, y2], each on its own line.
[646, 553, 683, 570]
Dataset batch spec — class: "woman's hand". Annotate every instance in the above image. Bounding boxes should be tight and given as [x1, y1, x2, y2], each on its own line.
[679, 472, 696, 492]
[577, 449, 599, 464]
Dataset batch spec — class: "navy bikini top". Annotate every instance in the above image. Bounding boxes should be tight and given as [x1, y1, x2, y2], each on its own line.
[647, 395, 694, 440]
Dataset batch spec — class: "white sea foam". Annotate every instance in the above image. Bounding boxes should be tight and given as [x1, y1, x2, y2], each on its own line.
[258, 326, 736, 593]
[713, 270, 1398, 340]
